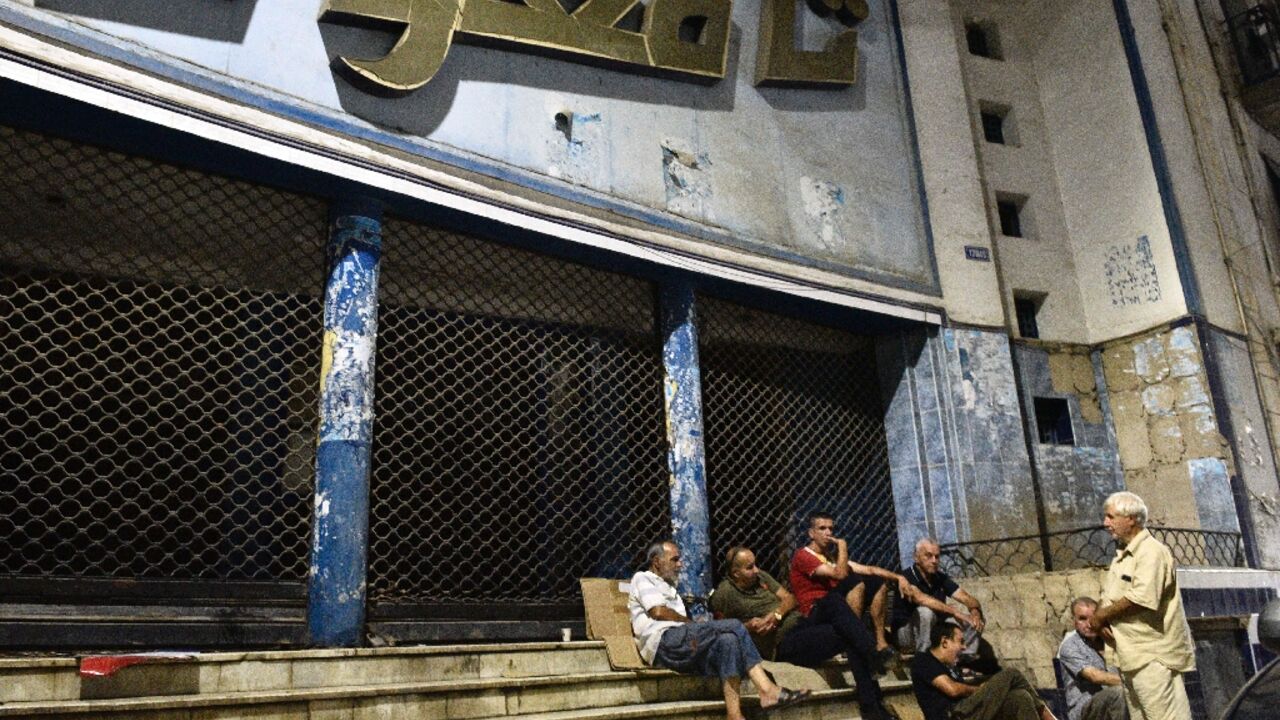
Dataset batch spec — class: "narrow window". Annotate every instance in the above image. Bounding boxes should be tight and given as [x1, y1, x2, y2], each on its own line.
[981, 111, 1005, 144]
[979, 101, 1015, 145]
[997, 195, 1025, 237]
[1014, 295, 1041, 339]
[965, 21, 1002, 60]
[1034, 397, 1074, 445]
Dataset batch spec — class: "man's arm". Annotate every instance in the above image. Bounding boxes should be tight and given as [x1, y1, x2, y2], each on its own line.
[1079, 667, 1121, 686]
[848, 562, 902, 582]
[931, 673, 978, 699]
[647, 606, 690, 623]
[901, 584, 972, 626]
[952, 588, 985, 633]
[1089, 597, 1136, 632]
[808, 540, 850, 581]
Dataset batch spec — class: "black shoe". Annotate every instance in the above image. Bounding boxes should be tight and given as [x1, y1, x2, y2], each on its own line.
[872, 647, 896, 674]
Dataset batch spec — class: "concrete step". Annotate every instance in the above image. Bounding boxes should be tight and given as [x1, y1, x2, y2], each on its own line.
[0, 678, 913, 719]
[0, 642, 612, 704]
[0, 643, 922, 720]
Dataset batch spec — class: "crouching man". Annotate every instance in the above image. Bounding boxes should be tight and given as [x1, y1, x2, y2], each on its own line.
[912, 622, 1058, 720]
[629, 540, 811, 720]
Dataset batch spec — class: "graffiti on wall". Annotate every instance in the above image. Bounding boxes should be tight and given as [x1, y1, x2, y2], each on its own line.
[1104, 235, 1161, 307]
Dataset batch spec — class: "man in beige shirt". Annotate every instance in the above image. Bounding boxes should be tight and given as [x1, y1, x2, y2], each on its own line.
[1088, 491, 1194, 720]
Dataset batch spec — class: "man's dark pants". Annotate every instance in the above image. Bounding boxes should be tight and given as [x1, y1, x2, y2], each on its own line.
[777, 575, 883, 715]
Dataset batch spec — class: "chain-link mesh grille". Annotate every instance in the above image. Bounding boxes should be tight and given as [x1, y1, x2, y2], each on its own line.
[0, 125, 325, 583]
[368, 217, 669, 607]
[700, 297, 896, 581]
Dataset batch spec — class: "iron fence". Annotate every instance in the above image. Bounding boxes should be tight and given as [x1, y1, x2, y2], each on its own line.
[366, 217, 670, 611]
[939, 526, 1247, 579]
[1229, 2, 1280, 86]
[0, 124, 325, 586]
[699, 297, 896, 582]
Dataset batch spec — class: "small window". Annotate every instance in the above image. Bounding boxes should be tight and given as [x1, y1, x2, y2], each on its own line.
[978, 101, 1015, 145]
[965, 21, 1002, 60]
[996, 193, 1028, 237]
[1034, 397, 1074, 445]
[1014, 295, 1041, 339]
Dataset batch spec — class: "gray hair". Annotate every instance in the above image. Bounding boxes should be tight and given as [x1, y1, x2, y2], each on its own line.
[1070, 596, 1098, 614]
[646, 539, 675, 568]
[915, 537, 940, 553]
[1104, 491, 1148, 525]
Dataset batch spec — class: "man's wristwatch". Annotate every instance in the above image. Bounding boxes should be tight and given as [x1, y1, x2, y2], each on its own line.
[772, 611, 784, 622]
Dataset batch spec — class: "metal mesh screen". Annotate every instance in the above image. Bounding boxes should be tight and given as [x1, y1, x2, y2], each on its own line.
[0, 125, 326, 583]
[700, 297, 896, 581]
[368, 218, 669, 607]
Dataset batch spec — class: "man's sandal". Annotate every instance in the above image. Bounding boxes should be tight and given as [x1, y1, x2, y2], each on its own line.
[764, 687, 812, 713]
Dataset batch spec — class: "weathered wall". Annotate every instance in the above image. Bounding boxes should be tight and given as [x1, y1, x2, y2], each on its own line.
[1013, 343, 1125, 534]
[1101, 324, 1238, 531]
[1202, 328, 1280, 568]
[962, 568, 1107, 689]
[878, 326, 1037, 566]
[31, 0, 939, 296]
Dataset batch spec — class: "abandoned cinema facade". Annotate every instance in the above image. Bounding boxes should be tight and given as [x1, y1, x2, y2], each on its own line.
[1, 2, 1279, 701]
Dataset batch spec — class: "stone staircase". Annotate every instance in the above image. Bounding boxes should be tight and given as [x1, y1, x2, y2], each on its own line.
[0, 641, 919, 719]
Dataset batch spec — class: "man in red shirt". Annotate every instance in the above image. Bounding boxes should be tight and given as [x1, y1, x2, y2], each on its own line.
[790, 511, 905, 671]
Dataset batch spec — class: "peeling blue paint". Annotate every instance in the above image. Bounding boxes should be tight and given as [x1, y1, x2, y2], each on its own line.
[659, 282, 711, 613]
[1188, 457, 1241, 533]
[308, 199, 382, 648]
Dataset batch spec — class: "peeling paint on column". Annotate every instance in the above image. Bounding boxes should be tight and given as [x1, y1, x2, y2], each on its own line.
[308, 201, 381, 648]
[659, 282, 711, 610]
[661, 138, 712, 221]
[1188, 458, 1240, 532]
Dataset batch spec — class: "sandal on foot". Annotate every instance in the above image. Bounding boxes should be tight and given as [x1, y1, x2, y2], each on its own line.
[764, 687, 812, 713]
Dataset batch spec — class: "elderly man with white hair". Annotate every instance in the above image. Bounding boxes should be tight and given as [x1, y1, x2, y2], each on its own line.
[1088, 491, 1194, 720]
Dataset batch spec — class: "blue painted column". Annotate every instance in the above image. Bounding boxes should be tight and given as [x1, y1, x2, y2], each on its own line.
[307, 198, 382, 647]
[659, 282, 712, 616]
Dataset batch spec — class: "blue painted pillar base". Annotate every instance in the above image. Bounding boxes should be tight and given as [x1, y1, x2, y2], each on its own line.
[659, 282, 712, 617]
[307, 198, 382, 647]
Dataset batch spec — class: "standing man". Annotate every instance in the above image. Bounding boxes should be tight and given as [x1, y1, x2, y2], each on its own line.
[893, 537, 998, 674]
[1088, 492, 1194, 720]
[789, 511, 901, 669]
[713, 545, 891, 720]
[911, 622, 1057, 720]
[1057, 597, 1125, 720]
[629, 540, 810, 720]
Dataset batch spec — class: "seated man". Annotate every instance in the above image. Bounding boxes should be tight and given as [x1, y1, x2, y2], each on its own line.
[789, 511, 901, 668]
[712, 545, 891, 720]
[912, 621, 1058, 720]
[629, 540, 810, 720]
[894, 537, 999, 673]
[1057, 597, 1125, 720]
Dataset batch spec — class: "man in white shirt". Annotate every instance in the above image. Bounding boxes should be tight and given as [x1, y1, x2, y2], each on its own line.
[628, 540, 811, 720]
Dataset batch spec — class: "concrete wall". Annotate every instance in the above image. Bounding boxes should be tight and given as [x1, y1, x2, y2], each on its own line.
[878, 325, 1037, 566]
[1013, 343, 1125, 533]
[1033, 0, 1190, 343]
[951, 0, 1088, 341]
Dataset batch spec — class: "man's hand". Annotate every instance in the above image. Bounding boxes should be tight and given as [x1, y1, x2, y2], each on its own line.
[1101, 626, 1115, 646]
[954, 611, 974, 628]
[969, 608, 986, 633]
[744, 614, 777, 635]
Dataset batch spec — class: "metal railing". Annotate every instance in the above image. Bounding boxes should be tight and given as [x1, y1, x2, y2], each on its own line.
[939, 526, 1246, 579]
[1229, 2, 1280, 86]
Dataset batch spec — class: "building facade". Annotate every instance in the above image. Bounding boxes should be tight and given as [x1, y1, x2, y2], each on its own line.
[0, 0, 1278, 697]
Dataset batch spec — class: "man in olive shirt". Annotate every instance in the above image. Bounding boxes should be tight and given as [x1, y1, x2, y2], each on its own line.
[1088, 492, 1194, 720]
[711, 546, 890, 720]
